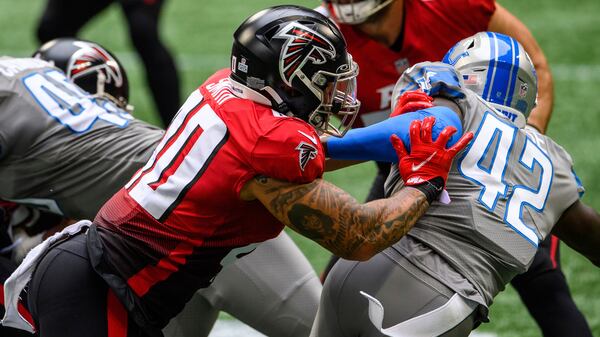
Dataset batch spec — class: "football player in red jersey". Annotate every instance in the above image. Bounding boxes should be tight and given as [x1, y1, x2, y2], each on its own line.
[1, 6, 471, 337]
[319, 1, 592, 336]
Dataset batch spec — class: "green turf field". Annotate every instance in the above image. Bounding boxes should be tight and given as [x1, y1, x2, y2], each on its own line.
[1, 0, 599, 335]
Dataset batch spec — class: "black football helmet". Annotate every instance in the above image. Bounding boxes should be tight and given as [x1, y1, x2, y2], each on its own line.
[230, 5, 360, 137]
[33, 38, 131, 111]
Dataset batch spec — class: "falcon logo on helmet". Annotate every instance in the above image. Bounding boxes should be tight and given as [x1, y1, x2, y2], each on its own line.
[276, 22, 336, 87]
[296, 141, 318, 171]
[67, 42, 123, 88]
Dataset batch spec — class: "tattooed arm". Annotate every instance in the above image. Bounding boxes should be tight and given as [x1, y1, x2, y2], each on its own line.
[241, 117, 472, 260]
[241, 175, 430, 261]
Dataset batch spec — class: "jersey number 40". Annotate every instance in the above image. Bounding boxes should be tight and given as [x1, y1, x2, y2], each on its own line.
[23, 70, 131, 133]
[459, 112, 553, 247]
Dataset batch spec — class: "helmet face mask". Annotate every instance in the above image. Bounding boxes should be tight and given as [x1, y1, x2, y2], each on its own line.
[33, 38, 132, 112]
[442, 32, 537, 127]
[324, 0, 394, 25]
[230, 5, 360, 137]
[308, 61, 359, 136]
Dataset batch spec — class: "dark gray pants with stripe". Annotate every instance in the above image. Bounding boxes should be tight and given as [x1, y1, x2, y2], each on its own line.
[311, 250, 477, 337]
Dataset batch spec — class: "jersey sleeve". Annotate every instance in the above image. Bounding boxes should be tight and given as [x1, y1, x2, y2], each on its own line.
[326, 106, 463, 162]
[545, 137, 585, 199]
[250, 119, 325, 184]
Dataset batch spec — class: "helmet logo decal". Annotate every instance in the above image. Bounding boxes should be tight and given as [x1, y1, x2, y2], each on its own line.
[295, 141, 318, 171]
[519, 83, 528, 98]
[276, 22, 336, 86]
[67, 41, 123, 87]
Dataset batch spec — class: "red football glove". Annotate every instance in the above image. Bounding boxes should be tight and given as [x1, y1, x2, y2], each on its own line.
[390, 90, 434, 117]
[390, 116, 473, 188]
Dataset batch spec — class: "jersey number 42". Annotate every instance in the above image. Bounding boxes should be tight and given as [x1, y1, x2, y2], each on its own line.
[459, 112, 553, 247]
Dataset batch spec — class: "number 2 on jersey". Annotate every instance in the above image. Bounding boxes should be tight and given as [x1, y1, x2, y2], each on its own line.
[23, 69, 131, 133]
[459, 112, 553, 246]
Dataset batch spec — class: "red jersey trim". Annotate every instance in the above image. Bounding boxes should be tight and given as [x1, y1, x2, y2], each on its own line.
[127, 241, 195, 297]
[107, 289, 128, 337]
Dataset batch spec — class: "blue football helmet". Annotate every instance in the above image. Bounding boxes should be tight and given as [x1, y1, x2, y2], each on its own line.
[443, 32, 537, 127]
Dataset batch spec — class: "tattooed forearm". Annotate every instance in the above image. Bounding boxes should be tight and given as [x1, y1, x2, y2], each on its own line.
[250, 176, 430, 260]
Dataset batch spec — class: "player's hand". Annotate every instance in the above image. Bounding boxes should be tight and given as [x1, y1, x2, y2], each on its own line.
[390, 90, 434, 117]
[391, 116, 473, 188]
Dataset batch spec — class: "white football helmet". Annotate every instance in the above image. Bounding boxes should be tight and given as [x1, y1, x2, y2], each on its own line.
[323, 0, 394, 25]
[443, 32, 537, 127]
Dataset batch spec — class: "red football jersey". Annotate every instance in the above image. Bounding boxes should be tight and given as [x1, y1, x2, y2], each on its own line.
[333, 0, 495, 126]
[90, 68, 325, 328]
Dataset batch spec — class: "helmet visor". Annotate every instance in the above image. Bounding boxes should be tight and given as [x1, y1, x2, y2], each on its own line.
[309, 60, 360, 137]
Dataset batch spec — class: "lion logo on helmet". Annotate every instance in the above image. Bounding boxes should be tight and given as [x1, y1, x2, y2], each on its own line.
[275, 22, 336, 87]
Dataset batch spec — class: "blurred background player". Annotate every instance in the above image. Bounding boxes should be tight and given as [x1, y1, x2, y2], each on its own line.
[36, 0, 181, 125]
[319, 1, 591, 336]
[311, 32, 600, 337]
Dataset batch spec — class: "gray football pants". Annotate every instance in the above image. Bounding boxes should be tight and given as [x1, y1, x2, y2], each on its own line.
[163, 231, 321, 337]
[310, 250, 477, 337]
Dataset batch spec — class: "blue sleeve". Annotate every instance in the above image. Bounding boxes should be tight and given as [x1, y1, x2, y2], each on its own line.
[326, 106, 463, 162]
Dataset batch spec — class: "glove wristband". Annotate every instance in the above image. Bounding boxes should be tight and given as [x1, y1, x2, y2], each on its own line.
[410, 177, 444, 204]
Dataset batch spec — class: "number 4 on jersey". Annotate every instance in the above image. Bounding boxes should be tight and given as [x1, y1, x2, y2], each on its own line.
[23, 70, 131, 133]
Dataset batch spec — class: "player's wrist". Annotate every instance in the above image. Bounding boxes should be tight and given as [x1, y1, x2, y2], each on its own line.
[408, 177, 444, 204]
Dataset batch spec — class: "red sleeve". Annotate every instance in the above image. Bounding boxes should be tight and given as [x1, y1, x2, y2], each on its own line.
[250, 118, 325, 184]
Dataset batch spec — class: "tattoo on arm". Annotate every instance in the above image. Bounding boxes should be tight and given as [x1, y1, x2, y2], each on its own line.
[251, 175, 429, 259]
